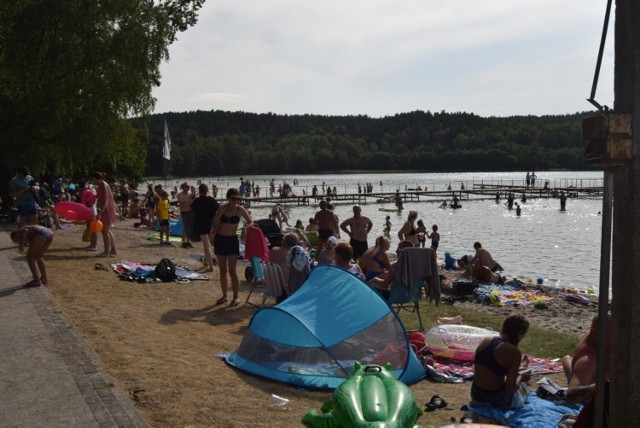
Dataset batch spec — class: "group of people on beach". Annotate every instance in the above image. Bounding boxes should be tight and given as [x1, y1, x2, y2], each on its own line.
[8, 167, 122, 287]
[470, 311, 609, 426]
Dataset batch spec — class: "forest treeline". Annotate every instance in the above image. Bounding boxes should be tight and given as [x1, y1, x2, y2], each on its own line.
[136, 109, 599, 177]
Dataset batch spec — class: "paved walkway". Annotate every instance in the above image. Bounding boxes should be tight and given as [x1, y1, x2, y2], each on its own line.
[0, 229, 146, 427]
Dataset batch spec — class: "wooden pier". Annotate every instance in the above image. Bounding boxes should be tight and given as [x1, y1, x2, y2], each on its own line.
[241, 180, 603, 208]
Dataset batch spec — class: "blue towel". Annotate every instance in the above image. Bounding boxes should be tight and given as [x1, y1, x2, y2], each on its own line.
[469, 392, 581, 428]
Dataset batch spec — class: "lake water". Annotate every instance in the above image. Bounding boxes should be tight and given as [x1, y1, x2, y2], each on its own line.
[154, 171, 606, 292]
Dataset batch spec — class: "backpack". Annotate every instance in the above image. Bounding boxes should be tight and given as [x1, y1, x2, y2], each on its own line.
[154, 258, 177, 282]
[536, 377, 567, 402]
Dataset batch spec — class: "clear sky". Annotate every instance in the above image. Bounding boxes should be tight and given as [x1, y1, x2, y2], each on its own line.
[151, 0, 615, 118]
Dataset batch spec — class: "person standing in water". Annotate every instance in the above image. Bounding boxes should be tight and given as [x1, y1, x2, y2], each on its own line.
[426, 224, 440, 254]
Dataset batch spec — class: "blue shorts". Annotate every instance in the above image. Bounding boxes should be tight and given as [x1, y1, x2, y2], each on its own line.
[18, 203, 38, 217]
[214, 234, 240, 256]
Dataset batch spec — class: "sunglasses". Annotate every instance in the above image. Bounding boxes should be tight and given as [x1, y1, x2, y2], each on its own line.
[231, 197, 242, 201]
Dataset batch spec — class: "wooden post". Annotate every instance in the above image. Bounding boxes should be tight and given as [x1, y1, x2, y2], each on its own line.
[610, 0, 640, 426]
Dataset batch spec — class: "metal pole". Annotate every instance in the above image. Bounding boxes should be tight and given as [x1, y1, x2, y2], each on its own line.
[594, 168, 614, 428]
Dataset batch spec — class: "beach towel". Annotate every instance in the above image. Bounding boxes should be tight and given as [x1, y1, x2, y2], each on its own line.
[431, 356, 564, 381]
[394, 247, 441, 304]
[112, 260, 209, 282]
[468, 392, 581, 428]
[244, 226, 270, 261]
[474, 283, 554, 306]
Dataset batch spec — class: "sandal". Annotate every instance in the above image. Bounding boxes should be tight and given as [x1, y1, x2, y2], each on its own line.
[425, 395, 447, 411]
[215, 296, 228, 305]
[443, 297, 456, 305]
[460, 411, 479, 423]
[229, 299, 240, 307]
[23, 279, 42, 288]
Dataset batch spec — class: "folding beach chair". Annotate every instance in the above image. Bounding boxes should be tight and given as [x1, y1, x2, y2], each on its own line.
[388, 276, 426, 331]
[244, 257, 265, 303]
[388, 247, 441, 331]
[246, 261, 285, 307]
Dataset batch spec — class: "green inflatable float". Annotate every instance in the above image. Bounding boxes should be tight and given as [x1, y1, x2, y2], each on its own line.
[302, 362, 423, 428]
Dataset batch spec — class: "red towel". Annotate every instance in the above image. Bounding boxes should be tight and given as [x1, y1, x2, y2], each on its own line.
[244, 227, 270, 261]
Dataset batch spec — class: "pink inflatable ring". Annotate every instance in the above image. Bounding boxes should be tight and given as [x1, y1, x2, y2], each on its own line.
[54, 201, 93, 222]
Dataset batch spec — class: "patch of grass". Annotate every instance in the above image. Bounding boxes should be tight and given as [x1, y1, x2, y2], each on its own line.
[398, 305, 579, 359]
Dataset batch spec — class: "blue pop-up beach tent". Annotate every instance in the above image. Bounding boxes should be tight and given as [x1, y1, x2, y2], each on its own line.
[225, 265, 426, 389]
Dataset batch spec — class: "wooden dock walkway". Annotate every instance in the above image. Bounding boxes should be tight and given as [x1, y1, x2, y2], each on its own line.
[242, 181, 603, 207]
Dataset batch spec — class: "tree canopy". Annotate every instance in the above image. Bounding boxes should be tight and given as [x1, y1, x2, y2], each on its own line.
[0, 0, 205, 181]
[139, 109, 598, 177]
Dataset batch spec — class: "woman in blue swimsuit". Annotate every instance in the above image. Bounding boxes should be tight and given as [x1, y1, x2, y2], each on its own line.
[213, 188, 253, 307]
[362, 236, 391, 282]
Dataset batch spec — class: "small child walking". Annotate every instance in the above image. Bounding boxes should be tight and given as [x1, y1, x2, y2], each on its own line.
[11, 225, 55, 287]
[383, 216, 391, 236]
[416, 219, 427, 248]
[426, 224, 440, 254]
[157, 190, 171, 245]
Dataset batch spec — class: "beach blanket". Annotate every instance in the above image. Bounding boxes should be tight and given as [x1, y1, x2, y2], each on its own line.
[112, 260, 209, 283]
[432, 356, 564, 380]
[468, 392, 581, 428]
[474, 283, 554, 306]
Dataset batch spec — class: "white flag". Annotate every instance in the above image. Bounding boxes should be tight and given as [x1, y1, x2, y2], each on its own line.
[163, 120, 171, 160]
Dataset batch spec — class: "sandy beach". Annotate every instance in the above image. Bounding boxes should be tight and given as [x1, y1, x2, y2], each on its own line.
[3, 218, 600, 427]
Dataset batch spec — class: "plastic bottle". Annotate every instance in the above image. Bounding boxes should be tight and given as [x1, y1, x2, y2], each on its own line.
[555, 284, 561, 294]
[268, 394, 290, 410]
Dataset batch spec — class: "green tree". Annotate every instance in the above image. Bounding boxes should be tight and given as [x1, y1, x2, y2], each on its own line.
[0, 0, 205, 183]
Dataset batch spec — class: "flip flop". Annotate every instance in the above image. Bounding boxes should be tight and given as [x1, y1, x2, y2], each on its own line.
[215, 296, 228, 305]
[94, 263, 109, 271]
[229, 299, 240, 307]
[425, 394, 447, 411]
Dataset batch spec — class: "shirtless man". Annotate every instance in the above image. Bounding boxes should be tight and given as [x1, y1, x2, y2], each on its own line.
[313, 200, 338, 256]
[340, 205, 373, 262]
[564, 314, 611, 427]
[177, 182, 195, 248]
[471, 242, 503, 272]
[565, 314, 610, 404]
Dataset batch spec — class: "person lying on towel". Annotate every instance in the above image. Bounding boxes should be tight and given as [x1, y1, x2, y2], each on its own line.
[471, 313, 532, 407]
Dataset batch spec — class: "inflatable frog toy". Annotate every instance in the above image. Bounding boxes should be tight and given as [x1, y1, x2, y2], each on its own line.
[302, 362, 423, 428]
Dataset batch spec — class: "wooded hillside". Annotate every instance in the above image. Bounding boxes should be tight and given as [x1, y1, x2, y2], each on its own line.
[136, 109, 597, 177]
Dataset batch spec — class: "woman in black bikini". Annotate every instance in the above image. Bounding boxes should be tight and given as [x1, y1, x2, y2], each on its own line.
[397, 210, 419, 246]
[213, 188, 253, 307]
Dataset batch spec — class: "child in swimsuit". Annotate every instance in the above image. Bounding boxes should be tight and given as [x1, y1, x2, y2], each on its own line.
[11, 225, 54, 287]
[383, 216, 391, 235]
[416, 219, 427, 248]
[427, 224, 440, 253]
